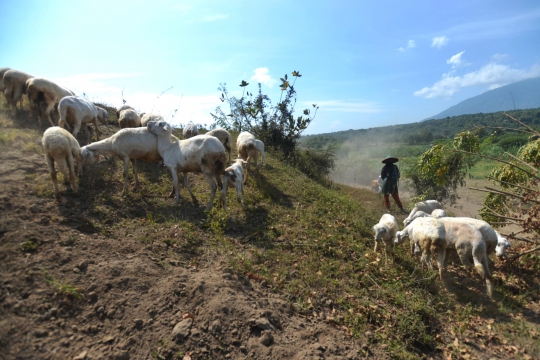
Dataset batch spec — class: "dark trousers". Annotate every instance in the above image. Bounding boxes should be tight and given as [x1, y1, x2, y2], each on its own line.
[384, 191, 403, 210]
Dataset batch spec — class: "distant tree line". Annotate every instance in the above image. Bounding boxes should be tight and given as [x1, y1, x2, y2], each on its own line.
[301, 108, 540, 150]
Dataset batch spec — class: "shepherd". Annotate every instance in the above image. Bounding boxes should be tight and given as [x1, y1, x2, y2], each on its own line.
[380, 155, 405, 213]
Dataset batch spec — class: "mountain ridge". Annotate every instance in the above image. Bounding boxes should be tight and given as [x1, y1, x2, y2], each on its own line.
[426, 77, 540, 120]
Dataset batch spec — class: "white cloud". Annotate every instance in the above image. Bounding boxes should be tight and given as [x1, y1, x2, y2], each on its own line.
[308, 100, 382, 113]
[491, 53, 509, 62]
[52, 72, 221, 127]
[431, 36, 449, 49]
[250, 67, 277, 87]
[414, 62, 540, 98]
[447, 51, 466, 68]
[488, 84, 503, 90]
[203, 14, 228, 22]
[397, 39, 416, 52]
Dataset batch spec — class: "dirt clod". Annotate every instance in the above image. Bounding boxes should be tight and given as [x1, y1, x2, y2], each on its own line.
[172, 318, 194, 342]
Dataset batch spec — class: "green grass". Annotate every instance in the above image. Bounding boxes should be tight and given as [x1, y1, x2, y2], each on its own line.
[467, 158, 500, 180]
[20, 238, 40, 252]
[42, 269, 83, 300]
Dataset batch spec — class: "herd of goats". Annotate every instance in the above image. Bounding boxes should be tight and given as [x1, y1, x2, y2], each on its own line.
[0, 67, 266, 212]
[374, 200, 511, 298]
[1, 68, 512, 299]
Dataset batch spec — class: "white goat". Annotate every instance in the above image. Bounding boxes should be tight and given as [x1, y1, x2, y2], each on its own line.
[3, 69, 33, 115]
[372, 214, 399, 264]
[440, 219, 493, 298]
[220, 159, 248, 211]
[396, 217, 493, 297]
[81, 127, 165, 193]
[237, 131, 266, 184]
[431, 209, 447, 218]
[117, 108, 141, 128]
[58, 96, 108, 140]
[403, 200, 443, 226]
[206, 128, 232, 162]
[406, 210, 431, 223]
[26, 77, 75, 127]
[140, 113, 164, 127]
[183, 122, 199, 139]
[395, 217, 447, 279]
[147, 121, 227, 210]
[116, 105, 134, 117]
[42, 127, 83, 197]
[438, 217, 498, 262]
[0, 67, 11, 93]
[495, 231, 511, 260]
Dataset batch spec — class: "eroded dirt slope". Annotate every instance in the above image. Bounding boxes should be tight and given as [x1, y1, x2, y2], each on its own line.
[0, 137, 371, 359]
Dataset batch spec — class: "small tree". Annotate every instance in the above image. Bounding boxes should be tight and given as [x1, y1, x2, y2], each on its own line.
[211, 71, 319, 159]
[404, 130, 480, 205]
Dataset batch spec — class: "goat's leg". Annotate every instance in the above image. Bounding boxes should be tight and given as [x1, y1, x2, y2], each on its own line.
[122, 157, 130, 194]
[181, 172, 198, 204]
[237, 186, 245, 210]
[473, 245, 493, 298]
[203, 172, 217, 211]
[422, 249, 433, 270]
[72, 122, 82, 139]
[243, 155, 251, 185]
[481, 255, 493, 298]
[457, 249, 473, 286]
[7, 88, 19, 116]
[131, 159, 140, 190]
[433, 247, 446, 282]
[66, 153, 78, 194]
[46, 155, 60, 197]
[14, 85, 24, 113]
[169, 167, 180, 207]
[83, 122, 90, 140]
[44, 100, 56, 127]
[93, 118, 100, 141]
[73, 149, 83, 176]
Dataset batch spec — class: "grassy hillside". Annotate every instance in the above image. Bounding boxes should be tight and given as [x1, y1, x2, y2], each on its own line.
[0, 102, 539, 359]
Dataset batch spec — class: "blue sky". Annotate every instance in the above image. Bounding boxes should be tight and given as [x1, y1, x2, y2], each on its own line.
[1, 0, 539, 135]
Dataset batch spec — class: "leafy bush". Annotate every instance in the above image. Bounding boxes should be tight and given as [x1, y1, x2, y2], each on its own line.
[293, 147, 336, 185]
[404, 131, 480, 205]
[211, 70, 336, 183]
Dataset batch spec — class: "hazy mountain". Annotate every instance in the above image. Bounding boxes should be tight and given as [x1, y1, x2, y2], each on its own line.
[426, 77, 540, 120]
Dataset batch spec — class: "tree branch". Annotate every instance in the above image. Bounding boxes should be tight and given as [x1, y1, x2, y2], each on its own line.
[505, 152, 540, 175]
[485, 186, 540, 204]
[487, 176, 539, 193]
[509, 246, 540, 262]
[479, 204, 525, 222]
[453, 149, 540, 181]
[503, 112, 540, 137]
[499, 234, 535, 244]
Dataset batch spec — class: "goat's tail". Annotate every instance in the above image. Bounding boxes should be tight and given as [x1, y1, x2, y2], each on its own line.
[213, 152, 227, 175]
